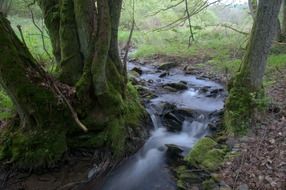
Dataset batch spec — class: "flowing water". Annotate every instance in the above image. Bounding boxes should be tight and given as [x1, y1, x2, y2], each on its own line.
[97, 62, 225, 190]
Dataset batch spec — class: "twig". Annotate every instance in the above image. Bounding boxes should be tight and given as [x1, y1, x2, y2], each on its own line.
[16, 25, 27, 47]
[148, 0, 184, 16]
[233, 152, 246, 189]
[184, 0, 195, 47]
[24, 0, 53, 62]
[208, 24, 249, 35]
[123, 0, 135, 85]
[51, 82, 88, 132]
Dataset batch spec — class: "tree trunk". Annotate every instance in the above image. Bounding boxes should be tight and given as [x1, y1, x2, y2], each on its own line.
[248, 0, 257, 20]
[281, 0, 286, 41]
[224, 0, 282, 135]
[0, 13, 76, 167]
[0, 0, 146, 168]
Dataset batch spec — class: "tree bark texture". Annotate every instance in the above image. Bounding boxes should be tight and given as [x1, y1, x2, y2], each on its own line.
[224, 0, 282, 135]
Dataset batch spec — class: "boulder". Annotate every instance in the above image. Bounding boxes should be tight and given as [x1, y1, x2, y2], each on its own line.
[166, 144, 184, 166]
[131, 67, 143, 75]
[158, 62, 178, 70]
[163, 82, 188, 91]
[159, 71, 169, 78]
[163, 112, 183, 132]
[206, 88, 224, 98]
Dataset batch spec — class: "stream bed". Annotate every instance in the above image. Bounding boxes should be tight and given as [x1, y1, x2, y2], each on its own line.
[98, 62, 225, 190]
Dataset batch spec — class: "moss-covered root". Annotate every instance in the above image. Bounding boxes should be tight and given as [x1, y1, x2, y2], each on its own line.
[224, 78, 267, 135]
[0, 128, 67, 169]
[185, 137, 228, 172]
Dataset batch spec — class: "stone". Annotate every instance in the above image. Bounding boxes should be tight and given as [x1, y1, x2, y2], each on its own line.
[166, 144, 184, 166]
[163, 82, 188, 91]
[158, 62, 178, 70]
[159, 71, 169, 78]
[131, 67, 143, 75]
[163, 112, 183, 132]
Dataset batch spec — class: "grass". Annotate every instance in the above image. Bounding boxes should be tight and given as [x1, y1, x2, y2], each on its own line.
[8, 16, 54, 66]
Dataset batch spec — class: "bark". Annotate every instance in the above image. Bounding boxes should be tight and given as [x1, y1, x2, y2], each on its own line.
[0, 0, 11, 17]
[281, 0, 286, 41]
[225, 0, 282, 135]
[0, 1, 146, 168]
[0, 13, 74, 167]
[59, 0, 84, 85]
[248, 0, 257, 19]
[37, 0, 61, 63]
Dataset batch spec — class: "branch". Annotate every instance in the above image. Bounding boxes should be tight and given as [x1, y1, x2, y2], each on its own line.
[208, 24, 249, 35]
[16, 25, 27, 47]
[184, 0, 194, 47]
[153, 0, 220, 32]
[24, 0, 53, 62]
[148, 0, 184, 16]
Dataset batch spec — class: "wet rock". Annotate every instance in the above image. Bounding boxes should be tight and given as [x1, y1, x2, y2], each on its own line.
[207, 123, 217, 131]
[176, 108, 194, 118]
[158, 62, 178, 70]
[131, 67, 143, 75]
[166, 144, 184, 166]
[163, 112, 183, 132]
[184, 65, 195, 74]
[163, 86, 178, 92]
[199, 86, 211, 93]
[159, 71, 169, 78]
[206, 88, 224, 98]
[176, 166, 203, 190]
[163, 82, 188, 91]
[147, 79, 154, 83]
[136, 85, 157, 99]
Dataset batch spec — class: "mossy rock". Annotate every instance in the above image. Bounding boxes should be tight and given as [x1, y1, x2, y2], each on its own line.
[185, 137, 227, 171]
[0, 128, 67, 169]
[202, 178, 217, 190]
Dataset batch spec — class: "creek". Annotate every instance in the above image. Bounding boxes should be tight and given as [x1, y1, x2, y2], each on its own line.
[98, 62, 225, 190]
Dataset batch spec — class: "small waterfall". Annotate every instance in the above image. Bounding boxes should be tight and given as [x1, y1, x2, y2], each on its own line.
[96, 63, 225, 190]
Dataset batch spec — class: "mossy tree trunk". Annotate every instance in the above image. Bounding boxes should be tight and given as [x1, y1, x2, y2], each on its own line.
[0, 0, 145, 168]
[281, 0, 286, 41]
[224, 0, 282, 135]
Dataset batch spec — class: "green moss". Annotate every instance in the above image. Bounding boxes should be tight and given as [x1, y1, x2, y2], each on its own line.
[224, 73, 267, 135]
[202, 179, 217, 190]
[0, 128, 67, 168]
[106, 118, 126, 157]
[185, 137, 227, 171]
[176, 165, 202, 190]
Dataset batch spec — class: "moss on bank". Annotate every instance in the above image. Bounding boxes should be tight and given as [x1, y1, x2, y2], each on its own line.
[185, 137, 228, 172]
[0, 127, 67, 168]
